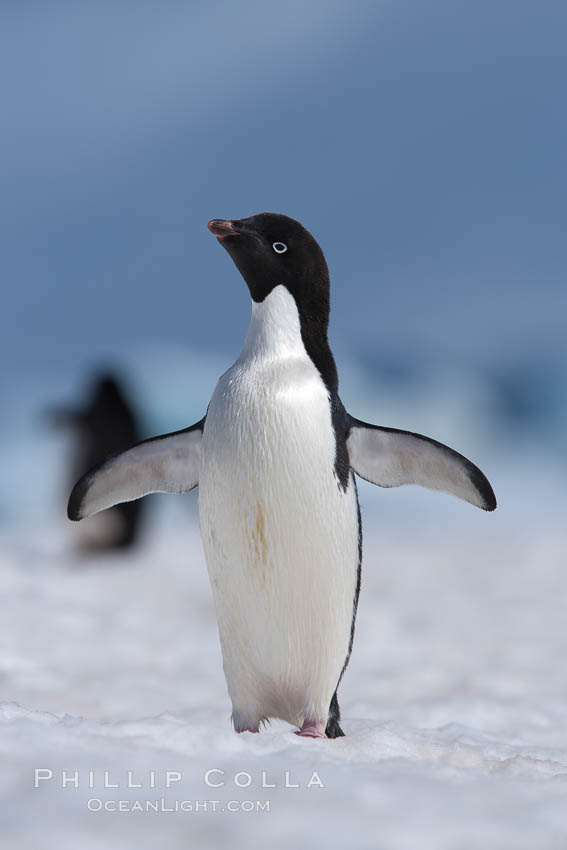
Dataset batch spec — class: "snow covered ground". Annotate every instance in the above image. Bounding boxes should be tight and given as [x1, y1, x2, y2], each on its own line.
[1, 468, 566, 849]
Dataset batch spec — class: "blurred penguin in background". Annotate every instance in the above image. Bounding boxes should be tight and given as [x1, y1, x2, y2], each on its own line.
[48, 372, 145, 552]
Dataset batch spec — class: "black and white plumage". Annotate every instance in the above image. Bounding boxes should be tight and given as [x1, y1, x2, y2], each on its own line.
[68, 213, 496, 737]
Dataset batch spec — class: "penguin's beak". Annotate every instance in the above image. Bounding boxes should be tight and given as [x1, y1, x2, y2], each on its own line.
[208, 219, 237, 238]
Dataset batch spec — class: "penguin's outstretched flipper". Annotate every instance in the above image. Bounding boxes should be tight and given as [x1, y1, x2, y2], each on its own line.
[68, 418, 205, 521]
[346, 416, 496, 511]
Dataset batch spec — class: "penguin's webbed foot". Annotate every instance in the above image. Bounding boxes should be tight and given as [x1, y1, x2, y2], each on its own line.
[295, 719, 327, 739]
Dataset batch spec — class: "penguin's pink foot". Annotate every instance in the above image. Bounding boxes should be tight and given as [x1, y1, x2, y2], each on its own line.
[295, 719, 326, 739]
[235, 725, 259, 734]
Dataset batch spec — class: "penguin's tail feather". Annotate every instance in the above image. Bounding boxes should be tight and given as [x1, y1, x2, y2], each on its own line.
[325, 690, 345, 738]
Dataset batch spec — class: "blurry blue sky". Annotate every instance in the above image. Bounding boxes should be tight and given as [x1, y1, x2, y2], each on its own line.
[1, 0, 565, 384]
[0, 0, 566, 526]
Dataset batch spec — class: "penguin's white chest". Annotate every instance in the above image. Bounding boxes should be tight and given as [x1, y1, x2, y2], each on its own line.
[198, 287, 359, 728]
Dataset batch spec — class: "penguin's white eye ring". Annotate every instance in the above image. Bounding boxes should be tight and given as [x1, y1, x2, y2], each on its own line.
[272, 242, 288, 254]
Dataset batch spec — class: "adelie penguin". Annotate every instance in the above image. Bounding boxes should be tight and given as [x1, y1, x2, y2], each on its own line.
[50, 373, 145, 552]
[68, 213, 496, 738]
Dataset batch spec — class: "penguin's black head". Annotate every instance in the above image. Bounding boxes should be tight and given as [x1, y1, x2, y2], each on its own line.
[208, 212, 330, 319]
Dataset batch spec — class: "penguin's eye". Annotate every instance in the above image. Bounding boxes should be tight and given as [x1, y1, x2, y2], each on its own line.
[272, 242, 288, 254]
